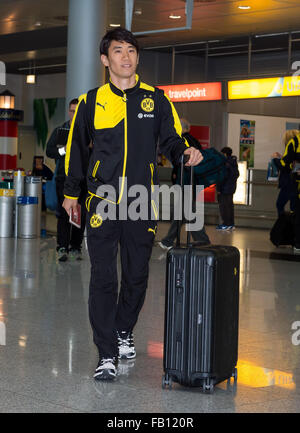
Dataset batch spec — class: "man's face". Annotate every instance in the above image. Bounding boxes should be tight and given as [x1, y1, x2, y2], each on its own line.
[101, 40, 139, 81]
[68, 104, 77, 123]
[35, 158, 43, 169]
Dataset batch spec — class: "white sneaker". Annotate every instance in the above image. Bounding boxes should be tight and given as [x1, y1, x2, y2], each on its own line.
[117, 331, 136, 360]
[158, 241, 172, 251]
[94, 357, 117, 381]
[293, 246, 300, 254]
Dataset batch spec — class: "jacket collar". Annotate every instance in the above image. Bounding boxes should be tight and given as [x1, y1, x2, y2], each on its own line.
[109, 74, 140, 97]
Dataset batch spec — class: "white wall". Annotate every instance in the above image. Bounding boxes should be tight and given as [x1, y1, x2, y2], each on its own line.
[227, 112, 300, 169]
[4, 73, 66, 126]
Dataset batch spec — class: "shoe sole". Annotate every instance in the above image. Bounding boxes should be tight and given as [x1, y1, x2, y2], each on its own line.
[94, 370, 116, 381]
[118, 352, 136, 360]
[158, 242, 172, 251]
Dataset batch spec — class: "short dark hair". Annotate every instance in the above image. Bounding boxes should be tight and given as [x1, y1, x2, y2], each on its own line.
[100, 27, 139, 56]
[221, 146, 232, 157]
[69, 98, 78, 107]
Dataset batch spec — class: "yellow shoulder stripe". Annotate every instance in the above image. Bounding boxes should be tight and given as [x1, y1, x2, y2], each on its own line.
[140, 82, 155, 92]
[163, 93, 189, 147]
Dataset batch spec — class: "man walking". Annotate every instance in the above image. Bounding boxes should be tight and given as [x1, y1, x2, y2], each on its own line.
[63, 28, 202, 380]
[46, 99, 87, 261]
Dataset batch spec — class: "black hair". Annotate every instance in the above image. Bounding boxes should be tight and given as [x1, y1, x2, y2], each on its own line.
[69, 98, 79, 107]
[221, 146, 232, 157]
[100, 27, 139, 56]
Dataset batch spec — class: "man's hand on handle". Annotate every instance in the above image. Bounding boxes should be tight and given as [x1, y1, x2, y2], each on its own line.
[63, 197, 79, 217]
[183, 147, 203, 166]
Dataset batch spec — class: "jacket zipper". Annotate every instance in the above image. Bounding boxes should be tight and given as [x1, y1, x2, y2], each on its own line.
[150, 163, 158, 220]
[92, 160, 100, 178]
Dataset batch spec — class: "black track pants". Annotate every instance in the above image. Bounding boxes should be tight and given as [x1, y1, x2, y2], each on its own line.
[56, 178, 86, 251]
[218, 193, 235, 226]
[86, 197, 157, 358]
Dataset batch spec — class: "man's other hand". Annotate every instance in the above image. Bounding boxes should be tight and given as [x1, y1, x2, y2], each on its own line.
[183, 147, 203, 166]
[63, 197, 79, 217]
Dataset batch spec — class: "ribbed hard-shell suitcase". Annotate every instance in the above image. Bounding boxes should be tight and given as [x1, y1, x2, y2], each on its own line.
[162, 245, 239, 392]
[162, 156, 239, 393]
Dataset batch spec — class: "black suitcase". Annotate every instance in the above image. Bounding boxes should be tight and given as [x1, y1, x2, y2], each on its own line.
[270, 212, 295, 247]
[162, 158, 240, 393]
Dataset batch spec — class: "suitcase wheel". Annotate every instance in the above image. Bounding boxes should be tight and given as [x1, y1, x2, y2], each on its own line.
[232, 367, 238, 381]
[203, 378, 214, 393]
[162, 374, 173, 390]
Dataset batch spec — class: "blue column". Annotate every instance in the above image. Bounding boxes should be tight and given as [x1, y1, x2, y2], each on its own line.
[65, 0, 107, 113]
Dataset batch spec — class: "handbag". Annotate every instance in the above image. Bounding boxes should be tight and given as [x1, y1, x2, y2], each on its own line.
[45, 161, 58, 211]
[192, 148, 227, 189]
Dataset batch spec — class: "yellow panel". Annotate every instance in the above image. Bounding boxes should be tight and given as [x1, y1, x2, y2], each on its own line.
[228, 77, 281, 99]
[140, 82, 155, 92]
[229, 76, 300, 99]
[94, 84, 125, 130]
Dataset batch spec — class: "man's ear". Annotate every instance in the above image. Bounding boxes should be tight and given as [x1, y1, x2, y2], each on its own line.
[100, 54, 109, 67]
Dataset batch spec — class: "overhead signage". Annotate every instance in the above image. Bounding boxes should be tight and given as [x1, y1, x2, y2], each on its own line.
[228, 76, 300, 100]
[158, 82, 222, 102]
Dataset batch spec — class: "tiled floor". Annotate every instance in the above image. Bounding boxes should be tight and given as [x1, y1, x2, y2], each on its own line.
[0, 221, 300, 413]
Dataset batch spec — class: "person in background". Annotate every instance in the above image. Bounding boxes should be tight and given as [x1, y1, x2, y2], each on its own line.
[280, 130, 300, 254]
[216, 146, 239, 231]
[46, 98, 87, 262]
[272, 143, 297, 217]
[158, 118, 210, 251]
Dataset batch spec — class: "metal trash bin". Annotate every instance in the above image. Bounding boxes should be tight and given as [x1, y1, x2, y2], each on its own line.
[0, 189, 15, 238]
[17, 196, 38, 239]
[25, 176, 42, 237]
[14, 170, 25, 238]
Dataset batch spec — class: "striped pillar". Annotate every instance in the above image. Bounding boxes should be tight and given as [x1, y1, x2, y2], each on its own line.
[0, 120, 18, 169]
[0, 109, 23, 170]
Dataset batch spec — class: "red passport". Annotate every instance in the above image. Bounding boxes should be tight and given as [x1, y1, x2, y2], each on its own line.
[69, 204, 81, 229]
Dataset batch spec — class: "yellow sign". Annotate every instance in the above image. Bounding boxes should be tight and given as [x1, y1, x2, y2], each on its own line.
[228, 76, 300, 100]
[141, 98, 154, 112]
[0, 188, 15, 197]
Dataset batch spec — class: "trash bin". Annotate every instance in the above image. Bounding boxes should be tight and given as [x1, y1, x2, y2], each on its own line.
[0, 189, 15, 238]
[25, 177, 42, 237]
[14, 170, 25, 238]
[17, 196, 38, 239]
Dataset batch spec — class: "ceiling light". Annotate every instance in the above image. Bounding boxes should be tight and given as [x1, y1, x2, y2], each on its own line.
[109, 23, 121, 27]
[169, 14, 181, 19]
[26, 74, 36, 84]
[238, 5, 251, 9]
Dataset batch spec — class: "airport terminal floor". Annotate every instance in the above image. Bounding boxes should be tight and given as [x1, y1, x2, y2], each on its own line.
[0, 220, 300, 413]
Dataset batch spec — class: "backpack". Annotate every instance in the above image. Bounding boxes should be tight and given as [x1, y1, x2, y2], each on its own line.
[193, 148, 227, 189]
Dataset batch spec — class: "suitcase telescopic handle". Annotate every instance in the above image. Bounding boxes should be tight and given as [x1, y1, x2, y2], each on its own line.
[176, 154, 193, 248]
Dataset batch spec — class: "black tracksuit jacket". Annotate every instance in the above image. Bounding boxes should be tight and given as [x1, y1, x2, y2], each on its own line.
[63, 75, 189, 207]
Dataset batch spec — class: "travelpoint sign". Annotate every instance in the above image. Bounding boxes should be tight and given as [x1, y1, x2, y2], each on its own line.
[158, 82, 222, 102]
[228, 76, 300, 100]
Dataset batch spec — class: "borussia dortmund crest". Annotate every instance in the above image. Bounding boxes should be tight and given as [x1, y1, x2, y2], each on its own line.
[90, 213, 103, 228]
[141, 98, 154, 112]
